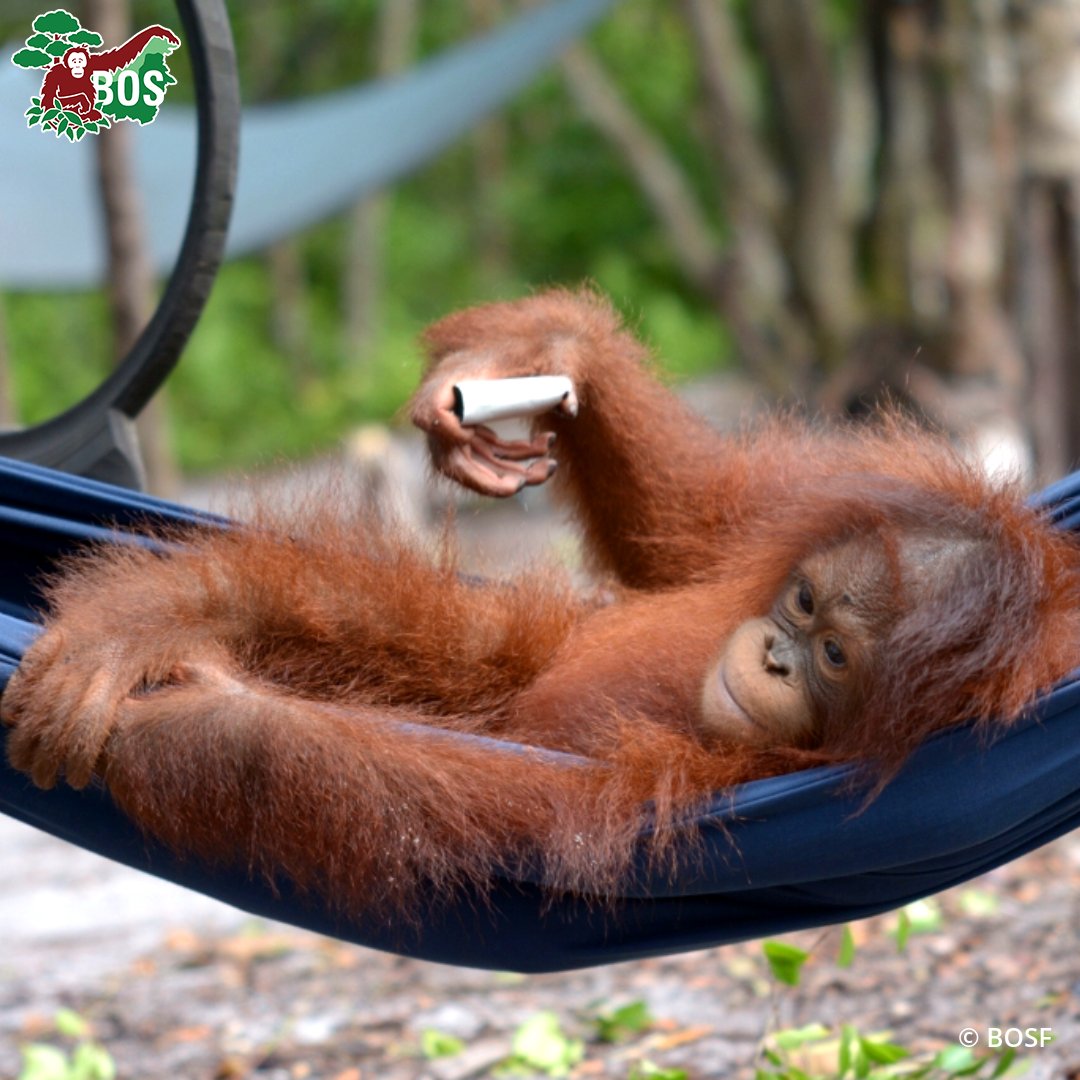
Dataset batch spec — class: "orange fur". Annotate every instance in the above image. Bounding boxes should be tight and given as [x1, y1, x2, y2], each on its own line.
[5, 289, 1080, 917]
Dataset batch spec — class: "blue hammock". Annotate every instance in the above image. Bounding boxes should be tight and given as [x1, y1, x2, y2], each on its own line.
[1, 456, 1079, 973]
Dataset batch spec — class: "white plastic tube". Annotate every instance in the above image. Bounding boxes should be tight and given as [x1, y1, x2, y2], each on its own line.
[452, 376, 575, 425]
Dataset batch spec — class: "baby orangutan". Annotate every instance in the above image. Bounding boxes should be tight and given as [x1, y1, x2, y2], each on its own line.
[4, 289, 1080, 914]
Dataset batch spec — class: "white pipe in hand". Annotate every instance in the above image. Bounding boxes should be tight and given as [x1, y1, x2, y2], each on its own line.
[452, 376, 575, 425]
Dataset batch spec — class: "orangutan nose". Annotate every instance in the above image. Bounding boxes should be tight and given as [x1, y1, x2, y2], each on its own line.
[763, 632, 792, 678]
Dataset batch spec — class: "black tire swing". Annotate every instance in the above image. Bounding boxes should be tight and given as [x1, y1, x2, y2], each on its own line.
[0, 0, 239, 490]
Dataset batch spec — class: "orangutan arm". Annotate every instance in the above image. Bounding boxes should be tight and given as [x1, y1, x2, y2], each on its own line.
[1, 516, 583, 794]
[410, 289, 756, 589]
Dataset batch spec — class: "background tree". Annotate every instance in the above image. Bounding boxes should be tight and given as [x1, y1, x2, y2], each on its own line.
[86, 0, 179, 495]
[4, 0, 1080, 484]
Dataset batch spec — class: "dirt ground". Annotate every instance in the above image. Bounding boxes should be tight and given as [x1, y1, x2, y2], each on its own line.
[2, 815, 1079, 1080]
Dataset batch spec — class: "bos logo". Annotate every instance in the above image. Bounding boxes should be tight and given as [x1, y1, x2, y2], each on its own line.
[11, 8, 181, 140]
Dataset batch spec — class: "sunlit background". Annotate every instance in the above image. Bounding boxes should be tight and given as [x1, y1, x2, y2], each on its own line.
[5, 1, 1077, 495]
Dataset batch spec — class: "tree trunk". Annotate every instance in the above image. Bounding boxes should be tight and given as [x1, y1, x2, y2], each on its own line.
[677, 0, 807, 384]
[1014, 0, 1080, 478]
[747, 0, 858, 374]
[560, 44, 791, 392]
[343, 0, 418, 362]
[469, 0, 511, 285]
[0, 297, 15, 429]
[87, 0, 179, 496]
[267, 239, 313, 389]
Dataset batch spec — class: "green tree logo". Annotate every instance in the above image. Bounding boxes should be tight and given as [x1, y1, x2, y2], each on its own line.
[12, 8, 181, 140]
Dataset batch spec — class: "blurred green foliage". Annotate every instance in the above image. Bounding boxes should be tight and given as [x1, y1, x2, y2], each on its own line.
[1, 0, 734, 474]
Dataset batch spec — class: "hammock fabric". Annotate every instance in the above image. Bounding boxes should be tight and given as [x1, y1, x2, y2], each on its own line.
[2, 457, 1080, 974]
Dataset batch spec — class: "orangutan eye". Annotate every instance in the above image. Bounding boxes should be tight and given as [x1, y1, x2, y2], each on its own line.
[796, 582, 814, 616]
[823, 639, 846, 668]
